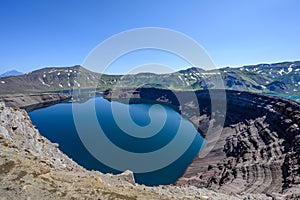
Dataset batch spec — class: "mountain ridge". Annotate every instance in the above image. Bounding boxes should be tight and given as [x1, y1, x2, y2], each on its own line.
[0, 70, 23, 78]
[0, 61, 299, 99]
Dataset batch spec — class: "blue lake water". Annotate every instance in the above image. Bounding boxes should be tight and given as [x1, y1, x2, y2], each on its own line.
[28, 95, 204, 186]
[266, 93, 300, 102]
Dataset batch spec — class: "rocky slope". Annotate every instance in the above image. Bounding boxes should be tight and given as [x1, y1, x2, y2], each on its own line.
[103, 88, 300, 199]
[0, 101, 270, 199]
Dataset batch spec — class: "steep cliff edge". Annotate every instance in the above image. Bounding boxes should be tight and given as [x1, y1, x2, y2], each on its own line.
[103, 88, 300, 199]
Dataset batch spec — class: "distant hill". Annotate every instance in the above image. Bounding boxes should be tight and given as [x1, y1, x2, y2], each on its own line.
[0, 61, 299, 97]
[0, 70, 23, 78]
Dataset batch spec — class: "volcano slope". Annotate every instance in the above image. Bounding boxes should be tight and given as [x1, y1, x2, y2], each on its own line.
[103, 88, 300, 199]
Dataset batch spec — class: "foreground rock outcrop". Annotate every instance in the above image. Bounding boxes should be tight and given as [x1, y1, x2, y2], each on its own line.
[104, 88, 300, 199]
[0, 101, 270, 199]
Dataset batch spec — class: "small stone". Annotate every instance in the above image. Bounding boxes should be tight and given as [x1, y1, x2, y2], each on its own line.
[12, 125, 18, 131]
[116, 170, 135, 185]
[3, 141, 9, 147]
[95, 177, 102, 183]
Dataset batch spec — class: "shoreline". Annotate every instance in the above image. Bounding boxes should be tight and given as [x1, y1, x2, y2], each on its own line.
[0, 93, 72, 112]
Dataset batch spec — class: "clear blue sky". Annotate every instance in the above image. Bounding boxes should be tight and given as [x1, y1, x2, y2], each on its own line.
[1, 0, 300, 74]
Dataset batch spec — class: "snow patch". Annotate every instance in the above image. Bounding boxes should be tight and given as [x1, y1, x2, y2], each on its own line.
[278, 68, 285, 75]
[48, 69, 57, 73]
[39, 78, 50, 87]
[1, 81, 5, 84]
[190, 76, 197, 80]
[202, 72, 221, 75]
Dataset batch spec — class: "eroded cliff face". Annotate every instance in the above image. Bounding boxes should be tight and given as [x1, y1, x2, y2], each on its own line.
[103, 88, 300, 199]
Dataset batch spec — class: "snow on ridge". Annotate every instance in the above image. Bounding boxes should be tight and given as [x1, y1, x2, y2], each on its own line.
[278, 68, 285, 75]
[178, 75, 183, 81]
[48, 69, 57, 73]
[190, 76, 197, 80]
[202, 72, 221, 75]
[39, 78, 50, 87]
